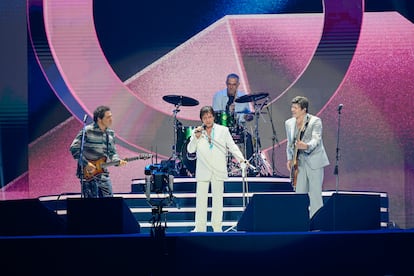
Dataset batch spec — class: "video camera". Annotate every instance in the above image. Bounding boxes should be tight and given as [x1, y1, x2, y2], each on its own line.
[144, 162, 175, 206]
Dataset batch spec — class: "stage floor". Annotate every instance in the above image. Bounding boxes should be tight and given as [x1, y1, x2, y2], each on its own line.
[0, 177, 397, 275]
[0, 229, 413, 275]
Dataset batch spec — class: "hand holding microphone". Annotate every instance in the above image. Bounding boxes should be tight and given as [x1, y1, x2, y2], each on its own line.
[194, 124, 205, 138]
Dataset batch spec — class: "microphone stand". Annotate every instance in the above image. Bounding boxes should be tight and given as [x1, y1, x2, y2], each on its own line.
[333, 104, 343, 231]
[198, 130, 254, 232]
[334, 105, 343, 193]
[204, 133, 255, 204]
[79, 115, 88, 198]
[266, 103, 280, 177]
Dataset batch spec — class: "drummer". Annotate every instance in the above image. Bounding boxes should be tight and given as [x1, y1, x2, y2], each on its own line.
[212, 73, 253, 124]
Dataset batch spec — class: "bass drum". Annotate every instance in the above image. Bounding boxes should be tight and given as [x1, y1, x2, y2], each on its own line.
[176, 126, 195, 156]
[214, 111, 235, 128]
[180, 138, 196, 176]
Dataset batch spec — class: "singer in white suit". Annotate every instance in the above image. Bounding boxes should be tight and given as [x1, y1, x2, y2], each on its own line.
[285, 96, 329, 218]
[187, 106, 247, 232]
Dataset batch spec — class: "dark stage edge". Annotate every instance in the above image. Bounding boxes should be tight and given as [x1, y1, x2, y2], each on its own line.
[0, 229, 413, 275]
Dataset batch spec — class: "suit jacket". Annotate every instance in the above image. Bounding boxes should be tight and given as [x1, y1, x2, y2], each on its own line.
[285, 114, 329, 170]
[187, 123, 245, 181]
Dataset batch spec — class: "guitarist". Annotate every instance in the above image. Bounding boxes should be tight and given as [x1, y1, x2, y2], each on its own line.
[285, 96, 329, 218]
[70, 106, 127, 198]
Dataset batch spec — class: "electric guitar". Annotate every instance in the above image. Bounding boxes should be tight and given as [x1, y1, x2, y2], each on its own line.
[83, 153, 152, 181]
[290, 140, 300, 190]
[290, 117, 310, 189]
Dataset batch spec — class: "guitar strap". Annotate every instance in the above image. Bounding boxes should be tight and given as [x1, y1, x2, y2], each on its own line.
[300, 115, 310, 139]
[105, 130, 110, 158]
[295, 115, 311, 148]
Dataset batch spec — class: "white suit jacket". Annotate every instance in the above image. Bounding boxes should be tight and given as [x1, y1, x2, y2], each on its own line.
[187, 123, 245, 181]
[285, 114, 330, 170]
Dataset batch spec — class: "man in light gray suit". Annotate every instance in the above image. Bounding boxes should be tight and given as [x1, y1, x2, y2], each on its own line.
[285, 96, 329, 218]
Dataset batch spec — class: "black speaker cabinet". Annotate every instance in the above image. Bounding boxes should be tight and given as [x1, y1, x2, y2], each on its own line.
[67, 197, 140, 234]
[310, 193, 381, 231]
[237, 193, 310, 232]
[0, 198, 66, 236]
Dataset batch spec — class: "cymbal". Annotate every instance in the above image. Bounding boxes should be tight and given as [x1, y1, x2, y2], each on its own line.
[236, 111, 267, 115]
[162, 95, 199, 107]
[235, 92, 269, 103]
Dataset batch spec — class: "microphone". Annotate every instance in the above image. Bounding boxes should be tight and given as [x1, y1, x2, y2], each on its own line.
[195, 124, 205, 133]
[337, 104, 343, 112]
[83, 114, 88, 123]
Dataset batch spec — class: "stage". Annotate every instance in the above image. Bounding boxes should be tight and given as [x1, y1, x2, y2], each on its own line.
[0, 176, 405, 274]
[0, 229, 413, 275]
[35, 176, 390, 234]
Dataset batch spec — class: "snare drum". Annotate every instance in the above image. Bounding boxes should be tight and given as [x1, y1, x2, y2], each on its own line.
[214, 111, 235, 128]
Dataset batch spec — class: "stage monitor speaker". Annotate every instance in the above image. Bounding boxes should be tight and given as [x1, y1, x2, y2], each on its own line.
[67, 197, 140, 234]
[0, 198, 66, 236]
[310, 193, 381, 231]
[237, 193, 310, 232]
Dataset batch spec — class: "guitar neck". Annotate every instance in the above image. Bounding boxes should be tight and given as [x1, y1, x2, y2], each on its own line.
[101, 160, 120, 169]
[101, 154, 151, 169]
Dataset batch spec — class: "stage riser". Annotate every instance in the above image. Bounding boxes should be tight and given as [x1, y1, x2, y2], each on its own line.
[134, 211, 243, 221]
[131, 178, 293, 193]
[36, 177, 388, 234]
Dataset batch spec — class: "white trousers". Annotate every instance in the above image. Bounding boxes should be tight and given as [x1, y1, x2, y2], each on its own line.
[194, 175, 224, 232]
[295, 161, 324, 218]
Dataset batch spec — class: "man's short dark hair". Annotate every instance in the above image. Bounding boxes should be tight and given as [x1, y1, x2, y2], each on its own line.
[199, 106, 215, 120]
[291, 96, 309, 113]
[93, 105, 110, 123]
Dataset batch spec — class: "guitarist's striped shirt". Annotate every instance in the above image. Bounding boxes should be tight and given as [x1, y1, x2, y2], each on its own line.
[69, 123, 121, 178]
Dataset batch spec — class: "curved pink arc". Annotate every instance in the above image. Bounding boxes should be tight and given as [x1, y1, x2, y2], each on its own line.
[260, 0, 364, 157]
[41, 0, 364, 161]
[42, 0, 170, 154]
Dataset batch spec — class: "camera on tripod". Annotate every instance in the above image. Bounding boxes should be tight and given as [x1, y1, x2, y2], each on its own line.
[144, 162, 179, 237]
[144, 163, 175, 207]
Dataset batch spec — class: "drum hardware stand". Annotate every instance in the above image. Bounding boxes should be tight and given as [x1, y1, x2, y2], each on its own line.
[162, 95, 200, 176]
[265, 103, 283, 177]
[248, 98, 272, 176]
[169, 104, 182, 175]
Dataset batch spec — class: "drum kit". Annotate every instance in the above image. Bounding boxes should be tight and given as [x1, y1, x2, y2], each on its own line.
[162, 93, 273, 177]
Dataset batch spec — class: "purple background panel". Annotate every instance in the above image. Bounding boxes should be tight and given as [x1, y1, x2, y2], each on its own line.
[4, 0, 414, 229]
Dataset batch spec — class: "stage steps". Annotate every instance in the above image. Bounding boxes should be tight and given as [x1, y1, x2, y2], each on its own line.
[39, 177, 389, 234]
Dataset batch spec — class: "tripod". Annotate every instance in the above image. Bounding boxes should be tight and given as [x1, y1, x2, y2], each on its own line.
[248, 99, 272, 176]
[149, 204, 168, 238]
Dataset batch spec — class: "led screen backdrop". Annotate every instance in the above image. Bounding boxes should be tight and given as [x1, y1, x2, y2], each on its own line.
[1, 0, 414, 228]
